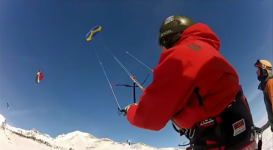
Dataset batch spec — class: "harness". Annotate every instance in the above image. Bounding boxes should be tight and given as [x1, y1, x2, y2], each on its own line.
[172, 88, 260, 150]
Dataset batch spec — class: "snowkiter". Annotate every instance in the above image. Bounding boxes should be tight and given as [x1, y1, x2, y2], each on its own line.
[123, 15, 257, 150]
[254, 59, 273, 132]
[127, 140, 131, 145]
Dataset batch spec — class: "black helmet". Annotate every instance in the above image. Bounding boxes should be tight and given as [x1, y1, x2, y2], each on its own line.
[158, 15, 195, 49]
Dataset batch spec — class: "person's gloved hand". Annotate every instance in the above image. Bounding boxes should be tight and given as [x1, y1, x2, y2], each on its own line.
[122, 103, 138, 116]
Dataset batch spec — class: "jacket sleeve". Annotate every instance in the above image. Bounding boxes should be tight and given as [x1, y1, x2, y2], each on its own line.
[266, 79, 273, 111]
[126, 51, 195, 131]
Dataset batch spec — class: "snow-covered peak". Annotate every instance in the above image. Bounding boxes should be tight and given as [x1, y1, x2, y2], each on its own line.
[1, 112, 271, 150]
[51, 130, 100, 150]
[0, 113, 184, 150]
[65, 130, 91, 137]
[55, 130, 96, 140]
[6, 125, 54, 142]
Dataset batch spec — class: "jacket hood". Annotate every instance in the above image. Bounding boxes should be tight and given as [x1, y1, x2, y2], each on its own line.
[177, 23, 220, 51]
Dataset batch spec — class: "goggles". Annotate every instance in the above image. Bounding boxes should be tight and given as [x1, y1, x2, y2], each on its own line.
[254, 59, 272, 70]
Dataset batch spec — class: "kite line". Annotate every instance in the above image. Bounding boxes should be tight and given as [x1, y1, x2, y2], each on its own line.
[93, 44, 121, 110]
[86, 25, 153, 115]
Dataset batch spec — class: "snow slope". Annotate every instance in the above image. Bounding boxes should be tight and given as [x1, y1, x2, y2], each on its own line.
[0, 113, 272, 150]
[0, 114, 183, 150]
[0, 114, 5, 124]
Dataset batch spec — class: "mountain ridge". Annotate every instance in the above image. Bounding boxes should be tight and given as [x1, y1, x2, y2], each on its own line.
[0, 113, 185, 150]
[1, 113, 272, 150]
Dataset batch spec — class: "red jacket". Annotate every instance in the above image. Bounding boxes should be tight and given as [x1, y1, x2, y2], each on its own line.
[126, 23, 241, 130]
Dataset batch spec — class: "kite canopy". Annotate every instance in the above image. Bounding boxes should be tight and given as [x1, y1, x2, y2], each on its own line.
[86, 25, 102, 41]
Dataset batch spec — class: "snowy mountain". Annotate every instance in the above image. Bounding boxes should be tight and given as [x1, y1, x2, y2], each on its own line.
[0, 114, 184, 150]
[0, 113, 272, 150]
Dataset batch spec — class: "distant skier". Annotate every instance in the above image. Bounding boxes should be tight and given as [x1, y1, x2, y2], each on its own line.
[122, 15, 257, 149]
[127, 140, 131, 145]
[254, 59, 273, 132]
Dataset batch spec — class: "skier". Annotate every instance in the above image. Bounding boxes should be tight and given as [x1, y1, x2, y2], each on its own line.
[127, 140, 131, 145]
[122, 15, 257, 150]
[254, 59, 273, 132]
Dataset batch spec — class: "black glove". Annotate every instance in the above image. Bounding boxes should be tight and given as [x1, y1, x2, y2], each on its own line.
[120, 103, 138, 116]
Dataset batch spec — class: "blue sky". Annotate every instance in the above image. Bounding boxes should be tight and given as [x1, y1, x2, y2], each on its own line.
[0, 0, 272, 148]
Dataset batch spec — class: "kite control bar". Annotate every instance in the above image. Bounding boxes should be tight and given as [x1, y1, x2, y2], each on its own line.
[118, 108, 126, 116]
[87, 26, 153, 116]
[117, 76, 146, 116]
[92, 38, 151, 116]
